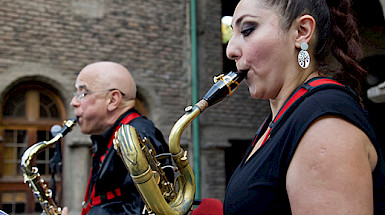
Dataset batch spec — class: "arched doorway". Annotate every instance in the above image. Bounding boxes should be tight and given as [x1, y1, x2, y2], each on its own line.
[0, 80, 66, 214]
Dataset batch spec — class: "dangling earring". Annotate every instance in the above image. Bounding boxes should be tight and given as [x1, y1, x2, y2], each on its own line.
[298, 42, 310, 69]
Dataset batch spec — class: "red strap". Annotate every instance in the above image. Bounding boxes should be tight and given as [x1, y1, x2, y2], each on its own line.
[100, 112, 141, 163]
[81, 112, 141, 215]
[90, 188, 122, 206]
[273, 88, 308, 124]
[254, 78, 344, 148]
[274, 78, 343, 124]
[81, 164, 94, 215]
[260, 128, 271, 147]
[121, 112, 141, 124]
[308, 78, 343, 87]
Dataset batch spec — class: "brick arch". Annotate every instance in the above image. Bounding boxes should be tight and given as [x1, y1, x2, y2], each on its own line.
[0, 63, 75, 116]
[1, 78, 66, 121]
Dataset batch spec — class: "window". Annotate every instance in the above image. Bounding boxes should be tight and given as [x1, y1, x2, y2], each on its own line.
[0, 81, 65, 214]
[1, 191, 26, 214]
[3, 130, 28, 176]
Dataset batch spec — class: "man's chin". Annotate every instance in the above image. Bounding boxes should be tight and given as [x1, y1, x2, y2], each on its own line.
[80, 127, 91, 135]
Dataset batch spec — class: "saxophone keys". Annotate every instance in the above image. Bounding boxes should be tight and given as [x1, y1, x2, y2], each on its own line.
[184, 106, 193, 112]
[152, 171, 160, 184]
[33, 191, 41, 199]
[181, 151, 188, 161]
[46, 190, 53, 199]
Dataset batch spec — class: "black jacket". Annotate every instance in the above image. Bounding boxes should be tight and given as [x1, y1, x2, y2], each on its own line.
[85, 109, 172, 215]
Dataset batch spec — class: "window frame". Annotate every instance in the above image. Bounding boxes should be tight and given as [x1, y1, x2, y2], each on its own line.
[0, 82, 66, 214]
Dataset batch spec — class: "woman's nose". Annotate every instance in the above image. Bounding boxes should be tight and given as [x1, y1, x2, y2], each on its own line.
[226, 37, 241, 61]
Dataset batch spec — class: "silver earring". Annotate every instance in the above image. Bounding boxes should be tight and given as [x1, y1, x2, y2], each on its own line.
[298, 43, 310, 69]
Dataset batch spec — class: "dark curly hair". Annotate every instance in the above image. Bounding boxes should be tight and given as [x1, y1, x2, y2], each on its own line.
[260, 0, 367, 95]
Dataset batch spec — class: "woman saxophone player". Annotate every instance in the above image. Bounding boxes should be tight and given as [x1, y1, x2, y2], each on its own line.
[223, 0, 385, 214]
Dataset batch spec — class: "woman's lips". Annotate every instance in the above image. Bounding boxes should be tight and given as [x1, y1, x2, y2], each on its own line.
[239, 69, 249, 79]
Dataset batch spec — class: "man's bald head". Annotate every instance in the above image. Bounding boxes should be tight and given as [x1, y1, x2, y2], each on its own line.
[78, 61, 137, 100]
[72, 61, 137, 134]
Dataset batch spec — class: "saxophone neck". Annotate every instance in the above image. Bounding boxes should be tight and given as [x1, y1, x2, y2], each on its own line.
[20, 142, 43, 171]
[21, 118, 77, 173]
[169, 100, 208, 155]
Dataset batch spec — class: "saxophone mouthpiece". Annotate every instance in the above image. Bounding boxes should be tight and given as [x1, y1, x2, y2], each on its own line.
[70, 117, 79, 123]
[203, 70, 248, 107]
[57, 117, 77, 137]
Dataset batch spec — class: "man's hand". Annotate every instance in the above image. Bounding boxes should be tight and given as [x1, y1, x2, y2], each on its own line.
[61, 207, 69, 215]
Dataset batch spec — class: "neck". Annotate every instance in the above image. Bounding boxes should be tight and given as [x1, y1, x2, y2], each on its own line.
[270, 72, 320, 118]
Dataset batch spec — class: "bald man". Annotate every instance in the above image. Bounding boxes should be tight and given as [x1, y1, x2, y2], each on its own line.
[69, 62, 172, 215]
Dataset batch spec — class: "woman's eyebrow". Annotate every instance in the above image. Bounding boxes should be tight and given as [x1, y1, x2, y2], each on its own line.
[232, 14, 259, 29]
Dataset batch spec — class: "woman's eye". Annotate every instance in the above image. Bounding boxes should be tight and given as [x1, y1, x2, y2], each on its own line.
[241, 26, 255, 36]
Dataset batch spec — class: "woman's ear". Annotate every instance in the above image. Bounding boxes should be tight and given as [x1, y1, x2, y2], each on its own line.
[294, 15, 316, 49]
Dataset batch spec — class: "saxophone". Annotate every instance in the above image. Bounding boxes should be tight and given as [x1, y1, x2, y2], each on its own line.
[113, 71, 247, 215]
[20, 118, 77, 215]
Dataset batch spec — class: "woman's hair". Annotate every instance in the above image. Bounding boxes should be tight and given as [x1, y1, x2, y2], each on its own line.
[261, 0, 367, 95]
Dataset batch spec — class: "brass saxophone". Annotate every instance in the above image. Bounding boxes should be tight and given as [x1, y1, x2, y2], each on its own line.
[20, 118, 77, 215]
[113, 71, 247, 215]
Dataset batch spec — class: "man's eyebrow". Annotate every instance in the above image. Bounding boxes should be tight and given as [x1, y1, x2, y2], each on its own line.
[77, 85, 88, 91]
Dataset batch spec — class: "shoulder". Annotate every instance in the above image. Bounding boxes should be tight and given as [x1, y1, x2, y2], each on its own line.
[286, 115, 377, 214]
[287, 86, 374, 141]
[277, 86, 369, 144]
[301, 86, 360, 112]
[291, 115, 377, 171]
[129, 115, 156, 133]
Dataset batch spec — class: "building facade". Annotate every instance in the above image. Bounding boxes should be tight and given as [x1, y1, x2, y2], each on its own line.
[0, 0, 384, 214]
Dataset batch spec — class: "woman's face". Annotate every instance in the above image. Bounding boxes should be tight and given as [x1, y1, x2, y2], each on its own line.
[227, 0, 298, 100]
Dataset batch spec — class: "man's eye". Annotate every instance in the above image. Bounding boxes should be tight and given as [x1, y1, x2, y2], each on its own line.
[241, 26, 255, 36]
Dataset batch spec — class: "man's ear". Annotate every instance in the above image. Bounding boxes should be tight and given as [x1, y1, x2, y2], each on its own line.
[107, 91, 121, 111]
[294, 15, 316, 49]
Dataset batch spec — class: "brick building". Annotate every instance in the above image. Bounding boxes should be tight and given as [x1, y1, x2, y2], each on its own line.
[0, 0, 384, 214]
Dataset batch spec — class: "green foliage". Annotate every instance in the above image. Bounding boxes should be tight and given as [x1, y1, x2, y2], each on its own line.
[222, 22, 233, 44]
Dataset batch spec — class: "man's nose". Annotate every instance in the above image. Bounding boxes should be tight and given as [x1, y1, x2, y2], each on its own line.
[70, 96, 80, 107]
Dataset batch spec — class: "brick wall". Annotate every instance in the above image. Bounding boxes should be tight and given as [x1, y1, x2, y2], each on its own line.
[0, 0, 189, 130]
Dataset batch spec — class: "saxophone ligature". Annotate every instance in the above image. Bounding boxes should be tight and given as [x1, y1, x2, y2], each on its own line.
[113, 70, 247, 215]
[20, 118, 77, 215]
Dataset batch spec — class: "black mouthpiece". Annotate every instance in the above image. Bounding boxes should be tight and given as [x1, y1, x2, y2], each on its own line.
[58, 118, 77, 136]
[203, 70, 247, 107]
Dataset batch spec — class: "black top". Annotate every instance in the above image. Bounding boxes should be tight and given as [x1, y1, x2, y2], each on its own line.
[86, 109, 172, 215]
[223, 79, 385, 214]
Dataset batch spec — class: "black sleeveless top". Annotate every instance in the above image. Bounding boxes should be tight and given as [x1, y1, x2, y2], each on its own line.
[223, 78, 385, 214]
